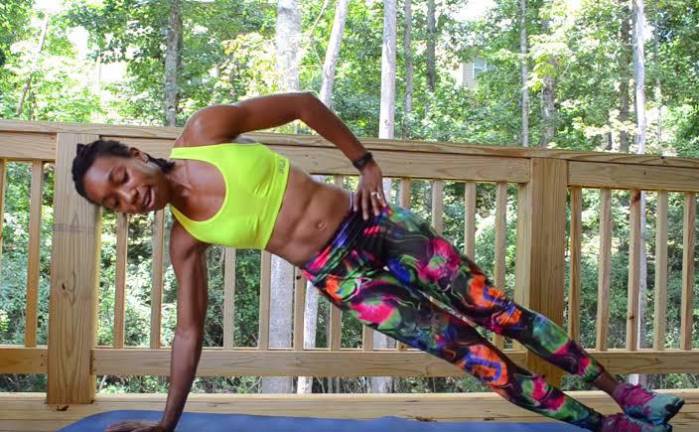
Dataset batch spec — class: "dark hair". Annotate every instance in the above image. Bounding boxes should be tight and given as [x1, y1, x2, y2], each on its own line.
[71, 139, 175, 203]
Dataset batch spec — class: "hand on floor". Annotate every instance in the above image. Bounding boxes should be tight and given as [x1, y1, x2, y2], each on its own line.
[105, 420, 170, 432]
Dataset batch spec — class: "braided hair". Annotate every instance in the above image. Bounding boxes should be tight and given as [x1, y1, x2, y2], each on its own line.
[71, 139, 174, 204]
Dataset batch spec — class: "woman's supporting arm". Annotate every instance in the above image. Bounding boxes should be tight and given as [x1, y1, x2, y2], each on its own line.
[159, 222, 210, 431]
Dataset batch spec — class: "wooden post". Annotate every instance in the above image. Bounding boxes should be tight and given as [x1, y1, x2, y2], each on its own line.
[48, 133, 101, 404]
[515, 159, 568, 386]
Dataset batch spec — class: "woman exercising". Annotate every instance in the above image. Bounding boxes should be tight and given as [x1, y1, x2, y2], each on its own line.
[72, 92, 683, 432]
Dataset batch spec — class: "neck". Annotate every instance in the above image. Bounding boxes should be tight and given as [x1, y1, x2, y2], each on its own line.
[165, 160, 194, 210]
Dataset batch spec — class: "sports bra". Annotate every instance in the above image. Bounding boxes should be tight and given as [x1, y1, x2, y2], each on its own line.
[168, 142, 290, 249]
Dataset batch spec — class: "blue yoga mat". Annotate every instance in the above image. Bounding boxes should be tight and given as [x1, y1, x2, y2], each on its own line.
[58, 410, 587, 431]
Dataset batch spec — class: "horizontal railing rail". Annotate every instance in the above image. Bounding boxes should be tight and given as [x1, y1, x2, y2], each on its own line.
[0, 119, 697, 406]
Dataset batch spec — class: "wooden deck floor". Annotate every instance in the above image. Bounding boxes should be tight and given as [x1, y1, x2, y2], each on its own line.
[2, 390, 698, 431]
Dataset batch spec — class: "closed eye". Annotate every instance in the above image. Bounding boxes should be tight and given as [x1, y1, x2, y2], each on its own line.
[111, 167, 128, 185]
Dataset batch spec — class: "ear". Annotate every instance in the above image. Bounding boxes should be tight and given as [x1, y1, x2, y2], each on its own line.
[129, 147, 148, 162]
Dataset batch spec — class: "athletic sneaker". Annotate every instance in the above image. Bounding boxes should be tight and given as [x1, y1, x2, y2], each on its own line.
[600, 413, 672, 432]
[613, 383, 685, 425]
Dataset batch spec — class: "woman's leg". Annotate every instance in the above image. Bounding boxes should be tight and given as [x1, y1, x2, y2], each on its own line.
[376, 205, 683, 425]
[308, 268, 604, 431]
[377, 206, 602, 380]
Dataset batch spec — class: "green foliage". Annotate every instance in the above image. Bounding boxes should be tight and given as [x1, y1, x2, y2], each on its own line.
[0, 0, 33, 67]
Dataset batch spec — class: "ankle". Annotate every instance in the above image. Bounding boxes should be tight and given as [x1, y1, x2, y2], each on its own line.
[611, 382, 633, 401]
[592, 372, 623, 397]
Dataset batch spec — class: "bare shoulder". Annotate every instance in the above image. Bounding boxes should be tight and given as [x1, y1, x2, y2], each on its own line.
[169, 218, 208, 263]
[174, 105, 243, 149]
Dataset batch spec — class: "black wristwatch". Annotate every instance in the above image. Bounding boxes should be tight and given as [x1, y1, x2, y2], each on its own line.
[352, 151, 374, 171]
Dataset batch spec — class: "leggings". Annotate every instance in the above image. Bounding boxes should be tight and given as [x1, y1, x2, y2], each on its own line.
[301, 204, 605, 431]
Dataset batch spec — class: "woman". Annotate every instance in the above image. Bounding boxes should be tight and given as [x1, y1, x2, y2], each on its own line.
[72, 92, 682, 432]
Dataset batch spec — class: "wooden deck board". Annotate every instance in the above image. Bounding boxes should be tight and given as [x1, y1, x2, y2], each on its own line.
[1, 390, 698, 431]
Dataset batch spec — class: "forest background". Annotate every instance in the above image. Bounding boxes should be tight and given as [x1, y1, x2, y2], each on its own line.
[1, 0, 698, 396]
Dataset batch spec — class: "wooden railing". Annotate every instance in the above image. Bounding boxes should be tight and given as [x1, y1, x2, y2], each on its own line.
[0, 120, 698, 406]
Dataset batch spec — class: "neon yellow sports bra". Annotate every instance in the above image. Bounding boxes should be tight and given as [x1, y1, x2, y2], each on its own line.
[168, 143, 290, 249]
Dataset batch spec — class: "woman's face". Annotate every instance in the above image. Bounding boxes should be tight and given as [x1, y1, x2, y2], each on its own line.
[82, 148, 170, 214]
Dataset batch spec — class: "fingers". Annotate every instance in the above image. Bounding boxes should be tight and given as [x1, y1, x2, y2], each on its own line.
[105, 421, 156, 432]
[105, 422, 133, 432]
[355, 188, 387, 220]
[361, 188, 369, 220]
[369, 191, 383, 216]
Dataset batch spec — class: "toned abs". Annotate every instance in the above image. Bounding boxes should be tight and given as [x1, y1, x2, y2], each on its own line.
[265, 164, 350, 267]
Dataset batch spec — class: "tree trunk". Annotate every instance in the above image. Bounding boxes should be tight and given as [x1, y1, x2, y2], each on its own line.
[539, 62, 556, 147]
[371, 0, 397, 394]
[275, 0, 302, 92]
[379, 0, 397, 139]
[264, 0, 301, 393]
[519, 0, 529, 147]
[402, 0, 414, 139]
[633, 0, 646, 155]
[426, 0, 436, 93]
[319, 0, 349, 107]
[628, 0, 647, 387]
[164, 0, 181, 127]
[16, 15, 50, 117]
[618, 0, 632, 152]
[654, 16, 662, 145]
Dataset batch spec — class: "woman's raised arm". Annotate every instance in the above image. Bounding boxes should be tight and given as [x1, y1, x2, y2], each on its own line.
[178, 92, 388, 218]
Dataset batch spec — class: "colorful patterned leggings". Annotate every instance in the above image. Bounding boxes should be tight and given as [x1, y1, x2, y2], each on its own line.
[301, 204, 606, 431]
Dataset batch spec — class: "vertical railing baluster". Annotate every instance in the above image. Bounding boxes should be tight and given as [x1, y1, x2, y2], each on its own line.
[293, 267, 306, 351]
[680, 192, 696, 351]
[150, 210, 165, 349]
[654, 192, 668, 351]
[259, 251, 272, 349]
[596, 189, 612, 351]
[25, 161, 43, 347]
[114, 213, 128, 348]
[627, 190, 642, 351]
[223, 247, 236, 349]
[568, 187, 582, 340]
[329, 176, 344, 351]
[494, 182, 507, 349]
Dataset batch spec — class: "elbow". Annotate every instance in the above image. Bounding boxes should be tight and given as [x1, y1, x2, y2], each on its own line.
[299, 91, 317, 102]
[298, 91, 321, 121]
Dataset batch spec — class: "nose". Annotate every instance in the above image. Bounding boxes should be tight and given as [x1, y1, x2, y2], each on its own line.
[118, 186, 139, 209]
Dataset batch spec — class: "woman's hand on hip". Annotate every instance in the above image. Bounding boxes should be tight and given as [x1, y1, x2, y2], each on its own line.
[355, 160, 387, 220]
